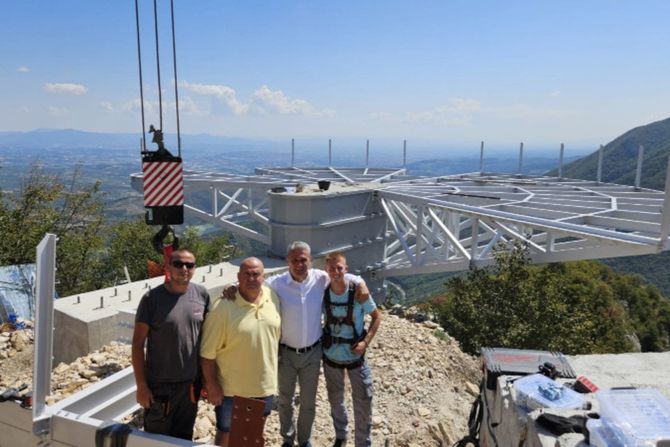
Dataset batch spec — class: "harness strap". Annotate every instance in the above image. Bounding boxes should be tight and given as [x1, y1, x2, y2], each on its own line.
[323, 355, 365, 370]
[330, 335, 355, 344]
[323, 283, 357, 329]
[323, 282, 365, 347]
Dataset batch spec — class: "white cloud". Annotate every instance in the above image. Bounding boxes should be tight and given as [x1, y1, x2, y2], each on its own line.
[17, 66, 30, 73]
[369, 111, 393, 121]
[315, 108, 336, 118]
[48, 106, 68, 116]
[44, 82, 88, 95]
[487, 103, 536, 117]
[178, 81, 334, 118]
[176, 96, 204, 115]
[252, 85, 313, 115]
[180, 81, 248, 115]
[121, 98, 156, 114]
[548, 91, 561, 97]
[403, 97, 481, 124]
[251, 85, 335, 117]
[99, 101, 114, 111]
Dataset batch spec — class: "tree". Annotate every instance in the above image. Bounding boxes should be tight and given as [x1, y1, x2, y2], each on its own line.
[0, 165, 106, 296]
[1, 165, 244, 298]
[178, 226, 242, 265]
[96, 217, 161, 287]
[96, 221, 243, 287]
[432, 242, 638, 355]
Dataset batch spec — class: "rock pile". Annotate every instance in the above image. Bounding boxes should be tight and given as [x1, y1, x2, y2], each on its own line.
[0, 309, 482, 446]
[0, 321, 33, 361]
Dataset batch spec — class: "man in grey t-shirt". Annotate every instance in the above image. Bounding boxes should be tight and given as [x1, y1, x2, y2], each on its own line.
[132, 249, 210, 440]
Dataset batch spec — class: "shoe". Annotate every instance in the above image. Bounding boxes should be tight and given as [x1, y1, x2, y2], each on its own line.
[281, 443, 293, 447]
[299, 443, 313, 447]
[333, 439, 346, 447]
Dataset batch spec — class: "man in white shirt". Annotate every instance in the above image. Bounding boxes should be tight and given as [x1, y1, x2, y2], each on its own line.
[264, 241, 367, 447]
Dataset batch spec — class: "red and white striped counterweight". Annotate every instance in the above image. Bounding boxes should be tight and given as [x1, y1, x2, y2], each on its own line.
[142, 155, 184, 225]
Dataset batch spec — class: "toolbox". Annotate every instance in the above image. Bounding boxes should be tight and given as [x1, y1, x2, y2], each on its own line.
[481, 347, 576, 390]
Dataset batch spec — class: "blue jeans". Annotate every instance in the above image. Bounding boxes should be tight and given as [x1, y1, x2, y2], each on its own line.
[214, 395, 274, 432]
[323, 359, 374, 447]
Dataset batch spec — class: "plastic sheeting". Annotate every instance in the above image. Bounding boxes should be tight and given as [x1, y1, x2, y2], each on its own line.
[0, 264, 35, 323]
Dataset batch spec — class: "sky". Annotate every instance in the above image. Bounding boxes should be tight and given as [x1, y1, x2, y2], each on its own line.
[2, 0, 670, 149]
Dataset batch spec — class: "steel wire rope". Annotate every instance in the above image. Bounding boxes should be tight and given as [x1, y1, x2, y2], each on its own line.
[153, 0, 163, 130]
[133, 0, 147, 152]
[170, 0, 182, 156]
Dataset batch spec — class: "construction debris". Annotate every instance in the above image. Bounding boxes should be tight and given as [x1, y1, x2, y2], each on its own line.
[0, 309, 481, 446]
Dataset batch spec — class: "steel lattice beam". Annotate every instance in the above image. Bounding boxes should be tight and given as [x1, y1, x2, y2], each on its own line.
[131, 168, 670, 277]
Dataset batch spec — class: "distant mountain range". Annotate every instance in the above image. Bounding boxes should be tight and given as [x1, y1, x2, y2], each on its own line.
[0, 129, 286, 152]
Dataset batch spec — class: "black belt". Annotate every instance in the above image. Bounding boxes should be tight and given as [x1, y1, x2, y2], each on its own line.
[281, 339, 321, 354]
[323, 356, 365, 370]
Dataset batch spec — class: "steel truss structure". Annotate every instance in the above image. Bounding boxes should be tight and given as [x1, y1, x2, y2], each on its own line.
[132, 167, 410, 246]
[132, 166, 670, 277]
[377, 173, 670, 276]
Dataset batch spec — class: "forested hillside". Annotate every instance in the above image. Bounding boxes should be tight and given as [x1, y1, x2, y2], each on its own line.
[429, 245, 670, 355]
[548, 116, 670, 190]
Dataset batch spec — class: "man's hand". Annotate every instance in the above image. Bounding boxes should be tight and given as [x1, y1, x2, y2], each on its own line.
[136, 382, 153, 409]
[354, 281, 370, 302]
[205, 382, 224, 406]
[351, 340, 367, 356]
[220, 283, 238, 301]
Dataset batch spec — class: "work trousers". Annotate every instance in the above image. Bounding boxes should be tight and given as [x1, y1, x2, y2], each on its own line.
[323, 360, 374, 447]
[278, 344, 322, 446]
[144, 381, 197, 440]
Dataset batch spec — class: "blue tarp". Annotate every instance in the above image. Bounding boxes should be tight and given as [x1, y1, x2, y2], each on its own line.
[0, 264, 35, 323]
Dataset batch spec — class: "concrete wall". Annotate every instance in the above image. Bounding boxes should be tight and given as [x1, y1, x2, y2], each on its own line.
[53, 258, 287, 365]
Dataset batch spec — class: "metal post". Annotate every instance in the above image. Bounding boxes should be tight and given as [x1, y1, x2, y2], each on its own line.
[328, 139, 332, 167]
[635, 144, 644, 190]
[518, 142, 524, 175]
[291, 138, 295, 167]
[470, 218, 480, 265]
[33, 233, 57, 435]
[403, 140, 407, 168]
[558, 143, 564, 179]
[366, 139, 370, 167]
[658, 155, 670, 247]
[597, 144, 604, 183]
[479, 141, 484, 175]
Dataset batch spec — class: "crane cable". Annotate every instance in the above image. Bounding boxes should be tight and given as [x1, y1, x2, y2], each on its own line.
[170, 0, 182, 155]
[133, 0, 146, 152]
[152, 0, 163, 132]
[133, 0, 182, 157]
[134, 0, 185, 281]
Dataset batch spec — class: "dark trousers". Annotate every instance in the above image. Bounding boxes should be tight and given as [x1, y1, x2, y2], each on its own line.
[144, 381, 197, 440]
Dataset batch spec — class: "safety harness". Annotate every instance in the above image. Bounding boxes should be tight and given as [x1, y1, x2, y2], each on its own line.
[322, 283, 367, 369]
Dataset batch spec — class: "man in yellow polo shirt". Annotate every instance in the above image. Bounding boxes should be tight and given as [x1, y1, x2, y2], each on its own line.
[200, 257, 281, 447]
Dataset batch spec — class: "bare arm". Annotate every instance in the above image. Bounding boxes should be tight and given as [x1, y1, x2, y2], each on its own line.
[352, 308, 382, 355]
[200, 357, 223, 406]
[220, 283, 238, 301]
[354, 281, 370, 302]
[131, 322, 152, 408]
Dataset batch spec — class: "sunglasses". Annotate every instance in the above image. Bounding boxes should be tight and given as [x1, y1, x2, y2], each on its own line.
[172, 260, 196, 269]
